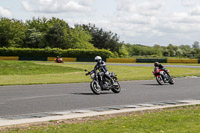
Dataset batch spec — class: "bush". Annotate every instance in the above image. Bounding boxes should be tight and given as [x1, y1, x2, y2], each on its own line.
[0, 47, 114, 58]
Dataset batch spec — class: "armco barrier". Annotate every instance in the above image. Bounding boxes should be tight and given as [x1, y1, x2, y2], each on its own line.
[76, 58, 94, 62]
[77, 58, 106, 62]
[48, 57, 76, 62]
[167, 59, 198, 63]
[19, 57, 47, 61]
[136, 59, 167, 63]
[106, 58, 136, 63]
[0, 56, 19, 60]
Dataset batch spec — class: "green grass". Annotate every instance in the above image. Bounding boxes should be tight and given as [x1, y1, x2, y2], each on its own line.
[0, 61, 82, 75]
[0, 61, 200, 85]
[3, 105, 200, 133]
[46, 62, 200, 80]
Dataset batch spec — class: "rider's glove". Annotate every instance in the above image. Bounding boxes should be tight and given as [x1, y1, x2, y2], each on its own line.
[85, 72, 90, 76]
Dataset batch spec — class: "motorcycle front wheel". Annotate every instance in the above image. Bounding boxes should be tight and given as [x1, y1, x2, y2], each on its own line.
[156, 76, 164, 85]
[111, 81, 121, 93]
[90, 81, 101, 95]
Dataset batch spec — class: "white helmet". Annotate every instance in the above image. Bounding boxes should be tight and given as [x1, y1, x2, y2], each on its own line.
[95, 56, 102, 62]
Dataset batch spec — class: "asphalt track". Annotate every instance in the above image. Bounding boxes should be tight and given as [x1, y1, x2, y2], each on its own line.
[0, 78, 200, 118]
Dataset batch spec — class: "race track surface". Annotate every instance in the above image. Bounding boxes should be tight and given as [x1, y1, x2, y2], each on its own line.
[0, 78, 200, 118]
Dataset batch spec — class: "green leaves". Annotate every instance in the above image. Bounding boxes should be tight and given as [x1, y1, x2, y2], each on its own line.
[0, 18, 26, 47]
[0, 17, 96, 50]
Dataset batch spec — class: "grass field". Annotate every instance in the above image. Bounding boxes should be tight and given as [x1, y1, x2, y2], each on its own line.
[2, 105, 200, 133]
[0, 61, 200, 85]
[0, 61, 82, 75]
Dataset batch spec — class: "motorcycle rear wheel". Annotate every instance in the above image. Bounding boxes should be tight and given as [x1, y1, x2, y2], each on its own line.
[168, 77, 174, 85]
[90, 81, 101, 95]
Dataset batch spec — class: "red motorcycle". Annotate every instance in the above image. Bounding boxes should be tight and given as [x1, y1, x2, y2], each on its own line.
[54, 58, 64, 63]
[153, 67, 174, 85]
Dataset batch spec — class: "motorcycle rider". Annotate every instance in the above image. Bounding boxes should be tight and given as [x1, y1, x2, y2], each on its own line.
[154, 62, 170, 80]
[94, 56, 117, 86]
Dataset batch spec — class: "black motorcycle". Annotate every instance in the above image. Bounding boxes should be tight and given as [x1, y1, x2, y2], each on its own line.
[85, 69, 121, 95]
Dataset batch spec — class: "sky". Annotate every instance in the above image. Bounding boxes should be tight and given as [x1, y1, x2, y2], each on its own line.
[0, 0, 200, 46]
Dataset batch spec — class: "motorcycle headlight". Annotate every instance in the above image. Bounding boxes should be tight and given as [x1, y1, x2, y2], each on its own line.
[91, 73, 95, 79]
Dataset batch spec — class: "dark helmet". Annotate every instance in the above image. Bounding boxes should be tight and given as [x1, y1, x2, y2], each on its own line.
[154, 62, 159, 67]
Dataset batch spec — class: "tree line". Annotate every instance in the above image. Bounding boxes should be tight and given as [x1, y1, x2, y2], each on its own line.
[0, 17, 199, 58]
[124, 42, 200, 58]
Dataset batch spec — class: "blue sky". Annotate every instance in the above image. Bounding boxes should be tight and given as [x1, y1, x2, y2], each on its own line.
[0, 0, 200, 46]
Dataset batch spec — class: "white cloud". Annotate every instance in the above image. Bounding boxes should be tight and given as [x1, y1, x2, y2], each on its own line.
[190, 6, 200, 15]
[116, 0, 164, 16]
[22, 0, 92, 13]
[18, 0, 200, 45]
[22, 0, 33, 11]
[0, 7, 12, 18]
[108, 0, 200, 45]
[182, 0, 197, 7]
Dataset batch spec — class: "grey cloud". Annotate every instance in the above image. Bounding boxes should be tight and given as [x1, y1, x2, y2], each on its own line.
[79, 0, 94, 6]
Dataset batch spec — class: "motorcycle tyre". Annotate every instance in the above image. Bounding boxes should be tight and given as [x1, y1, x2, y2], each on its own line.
[168, 77, 174, 85]
[111, 81, 121, 93]
[90, 81, 101, 95]
[156, 76, 164, 85]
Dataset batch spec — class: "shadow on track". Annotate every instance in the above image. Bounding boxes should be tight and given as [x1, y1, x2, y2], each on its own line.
[142, 84, 161, 86]
[71, 92, 115, 95]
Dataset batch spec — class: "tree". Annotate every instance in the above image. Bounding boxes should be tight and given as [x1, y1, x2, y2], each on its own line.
[24, 17, 50, 48]
[179, 45, 192, 57]
[45, 18, 71, 48]
[0, 18, 26, 47]
[25, 17, 49, 33]
[25, 28, 45, 48]
[80, 23, 121, 52]
[192, 41, 199, 49]
[167, 44, 178, 57]
[66, 26, 94, 49]
[118, 44, 129, 57]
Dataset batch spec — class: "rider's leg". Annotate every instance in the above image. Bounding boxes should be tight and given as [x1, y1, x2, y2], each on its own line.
[104, 72, 117, 86]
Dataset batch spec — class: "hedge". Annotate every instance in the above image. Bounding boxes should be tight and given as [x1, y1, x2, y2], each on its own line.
[0, 47, 114, 58]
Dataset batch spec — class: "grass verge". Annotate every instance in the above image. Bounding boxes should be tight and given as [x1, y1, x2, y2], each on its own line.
[1, 105, 200, 133]
[0, 61, 82, 75]
[0, 61, 200, 85]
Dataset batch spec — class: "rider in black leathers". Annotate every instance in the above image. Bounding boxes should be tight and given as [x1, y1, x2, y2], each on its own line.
[94, 56, 117, 86]
[154, 62, 170, 77]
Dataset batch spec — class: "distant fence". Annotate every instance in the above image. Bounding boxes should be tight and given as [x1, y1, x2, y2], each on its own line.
[0, 56, 199, 64]
[0, 56, 19, 60]
[167, 59, 198, 63]
[136, 59, 167, 63]
[107, 58, 136, 63]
